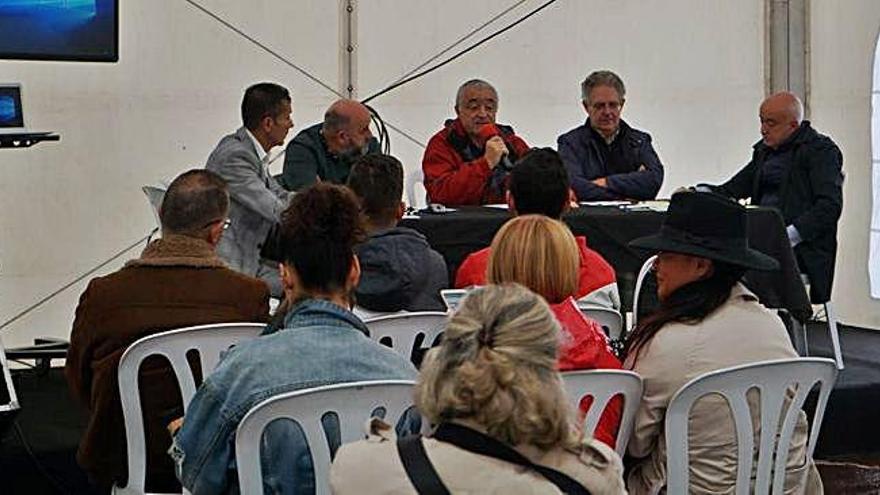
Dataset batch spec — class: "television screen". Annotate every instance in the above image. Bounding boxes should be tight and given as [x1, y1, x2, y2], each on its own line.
[0, 0, 118, 62]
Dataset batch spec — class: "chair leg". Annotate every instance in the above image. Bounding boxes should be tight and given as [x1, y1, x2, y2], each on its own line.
[824, 302, 845, 370]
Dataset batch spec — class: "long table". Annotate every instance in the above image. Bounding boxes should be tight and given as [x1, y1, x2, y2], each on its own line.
[400, 204, 812, 322]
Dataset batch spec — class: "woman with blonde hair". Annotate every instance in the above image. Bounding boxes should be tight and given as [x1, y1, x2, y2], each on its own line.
[330, 284, 625, 494]
[487, 214, 623, 447]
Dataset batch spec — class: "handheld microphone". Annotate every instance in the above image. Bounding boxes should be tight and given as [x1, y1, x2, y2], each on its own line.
[477, 124, 514, 171]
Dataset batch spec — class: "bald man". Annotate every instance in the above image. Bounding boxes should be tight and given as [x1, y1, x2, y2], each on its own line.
[710, 92, 843, 303]
[281, 99, 380, 191]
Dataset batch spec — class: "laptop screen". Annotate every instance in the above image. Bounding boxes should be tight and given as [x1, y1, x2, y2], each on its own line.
[0, 85, 24, 129]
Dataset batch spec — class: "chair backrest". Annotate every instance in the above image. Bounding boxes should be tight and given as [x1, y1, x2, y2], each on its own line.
[665, 358, 837, 495]
[363, 312, 448, 362]
[115, 323, 265, 495]
[142, 185, 166, 244]
[405, 168, 427, 209]
[235, 380, 417, 495]
[440, 288, 468, 312]
[632, 254, 657, 327]
[561, 370, 643, 457]
[576, 303, 624, 341]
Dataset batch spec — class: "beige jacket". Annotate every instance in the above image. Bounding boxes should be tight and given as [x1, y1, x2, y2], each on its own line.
[624, 283, 823, 494]
[330, 419, 627, 494]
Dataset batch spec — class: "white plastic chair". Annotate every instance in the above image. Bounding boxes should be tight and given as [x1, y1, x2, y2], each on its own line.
[576, 303, 624, 341]
[235, 380, 417, 495]
[797, 274, 844, 370]
[561, 370, 643, 457]
[114, 323, 266, 495]
[631, 255, 657, 327]
[0, 335, 19, 413]
[665, 358, 837, 495]
[363, 312, 448, 363]
[440, 288, 468, 312]
[405, 168, 427, 209]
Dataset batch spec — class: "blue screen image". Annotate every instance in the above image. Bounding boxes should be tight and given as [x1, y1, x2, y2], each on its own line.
[0, 96, 16, 125]
[0, 0, 116, 61]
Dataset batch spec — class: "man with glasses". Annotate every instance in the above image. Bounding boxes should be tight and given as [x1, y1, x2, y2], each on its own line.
[206, 82, 294, 296]
[66, 170, 269, 493]
[422, 79, 530, 205]
[558, 70, 664, 201]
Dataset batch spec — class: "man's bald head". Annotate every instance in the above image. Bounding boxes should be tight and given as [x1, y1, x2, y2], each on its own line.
[759, 92, 804, 148]
[323, 99, 374, 156]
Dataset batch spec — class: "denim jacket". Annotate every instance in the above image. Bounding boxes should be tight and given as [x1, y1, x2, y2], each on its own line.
[171, 298, 417, 494]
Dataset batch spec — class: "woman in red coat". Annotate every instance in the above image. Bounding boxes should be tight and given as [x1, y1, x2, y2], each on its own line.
[486, 214, 623, 447]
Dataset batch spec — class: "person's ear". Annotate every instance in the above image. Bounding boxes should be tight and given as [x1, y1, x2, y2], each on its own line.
[506, 191, 516, 214]
[347, 255, 361, 290]
[619, 97, 626, 112]
[207, 220, 225, 247]
[581, 100, 590, 115]
[695, 257, 714, 280]
[396, 201, 406, 221]
[564, 188, 578, 212]
[261, 114, 274, 134]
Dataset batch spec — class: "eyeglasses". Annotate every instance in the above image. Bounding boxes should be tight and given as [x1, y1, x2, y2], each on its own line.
[201, 218, 231, 230]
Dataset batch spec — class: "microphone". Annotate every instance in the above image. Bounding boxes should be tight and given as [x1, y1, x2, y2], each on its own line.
[477, 124, 514, 171]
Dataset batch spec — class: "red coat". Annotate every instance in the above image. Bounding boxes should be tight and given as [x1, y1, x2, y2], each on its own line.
[455, 235, 617, 299]
[422, 119, 530, 205]
[551, 297, 623, 449]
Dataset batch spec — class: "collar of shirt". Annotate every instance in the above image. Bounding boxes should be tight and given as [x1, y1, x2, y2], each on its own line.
[245, 128, 269, 164]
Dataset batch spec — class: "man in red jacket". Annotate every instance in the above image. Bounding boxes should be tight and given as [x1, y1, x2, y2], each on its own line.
[455, 148, 620, 310]
[422, 79, 530, 205]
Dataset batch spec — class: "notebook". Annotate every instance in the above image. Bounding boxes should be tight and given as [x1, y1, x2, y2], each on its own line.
[0, 83, 51, 136]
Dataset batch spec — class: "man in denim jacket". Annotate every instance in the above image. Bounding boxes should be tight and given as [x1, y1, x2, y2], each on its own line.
[171, 184, 417, 494]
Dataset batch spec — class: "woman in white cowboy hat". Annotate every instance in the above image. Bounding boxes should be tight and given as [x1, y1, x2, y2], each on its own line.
[623, 191, 822, 494]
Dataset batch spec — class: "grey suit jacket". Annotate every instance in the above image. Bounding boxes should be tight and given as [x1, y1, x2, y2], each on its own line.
[206, 127, 291, 276]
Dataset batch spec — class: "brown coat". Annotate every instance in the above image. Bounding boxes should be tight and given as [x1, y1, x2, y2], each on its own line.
[330, 419, 627, 494]
[65, 235, 269, 491]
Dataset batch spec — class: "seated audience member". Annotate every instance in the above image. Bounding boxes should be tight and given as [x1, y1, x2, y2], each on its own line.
[65, 170, 269, 492]
[346, 154, 448, 312]
[422, 79, 530, 205]
[487, 214, 623, 448]
[281, 99, 380, 191]
[624, 191, 822, 494]
[703, 91, 843, 303]
[171, 183, 417, 494]
[558, 70, 663, 201]
[206, 82, 294, 297]
[330, 284, 626, 494]
[455, 148, 620, 310]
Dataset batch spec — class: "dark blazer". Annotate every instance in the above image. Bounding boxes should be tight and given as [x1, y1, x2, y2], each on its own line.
[714, 121, 843, 302]
[65, 235, 269, 491]
[557, 119, 664, 201]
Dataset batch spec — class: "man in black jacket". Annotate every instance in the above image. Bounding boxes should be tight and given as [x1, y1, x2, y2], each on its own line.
[709, 91, 843, 303]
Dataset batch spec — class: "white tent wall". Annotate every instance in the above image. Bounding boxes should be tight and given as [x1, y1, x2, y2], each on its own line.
[810, 0, 880, 329]
[0, 0, 876, 349]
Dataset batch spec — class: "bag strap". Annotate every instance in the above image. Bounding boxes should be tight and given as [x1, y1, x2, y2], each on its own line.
[396, 434, 451, 495]
[432, 423, 592, 495]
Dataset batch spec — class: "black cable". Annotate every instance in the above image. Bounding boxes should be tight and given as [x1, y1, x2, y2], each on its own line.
[362, 0, 560, 105]
[13, 420, 71, 494]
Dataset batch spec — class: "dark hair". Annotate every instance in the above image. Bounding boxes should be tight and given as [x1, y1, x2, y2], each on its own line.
[279, 183, 367, 294]
[346, 154, 404, 226]
[160, 169, 229, 236]
[241, 82, 291, 131]
[624, 260, 746, 364]
[509, 148, 570, 219]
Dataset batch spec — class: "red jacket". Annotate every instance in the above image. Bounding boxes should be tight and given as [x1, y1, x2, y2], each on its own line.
[422, 119, 530, 205]
[551, 297, 623, 449]
[455, 235, 617, 299]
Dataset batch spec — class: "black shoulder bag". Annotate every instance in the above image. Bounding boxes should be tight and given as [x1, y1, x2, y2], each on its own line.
[396, 422, 592, 495]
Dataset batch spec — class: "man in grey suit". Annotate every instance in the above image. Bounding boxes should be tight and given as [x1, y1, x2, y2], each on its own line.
[206, 82, 293, 296]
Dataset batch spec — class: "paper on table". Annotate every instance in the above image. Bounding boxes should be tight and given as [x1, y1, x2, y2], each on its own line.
[484, 204, 509, 209]
[579, 200, 631, 207]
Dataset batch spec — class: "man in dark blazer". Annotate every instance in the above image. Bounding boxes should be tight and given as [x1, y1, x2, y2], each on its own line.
[709, 92, 843, 303]
[206, 82, 293, 296]
[65, 170, 269, 492]
[557, 70, 664, 201]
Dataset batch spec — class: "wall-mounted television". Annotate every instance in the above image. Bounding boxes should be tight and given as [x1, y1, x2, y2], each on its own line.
[0, 0, 118, 62]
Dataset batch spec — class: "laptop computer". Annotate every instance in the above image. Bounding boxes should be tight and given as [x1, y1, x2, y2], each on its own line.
[0, 83, 51, 137]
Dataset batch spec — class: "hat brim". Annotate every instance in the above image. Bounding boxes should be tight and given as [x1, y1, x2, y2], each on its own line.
[629, 234, 780, 271]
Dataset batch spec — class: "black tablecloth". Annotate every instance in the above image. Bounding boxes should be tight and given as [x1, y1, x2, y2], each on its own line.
[400, 205, 812, 322]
